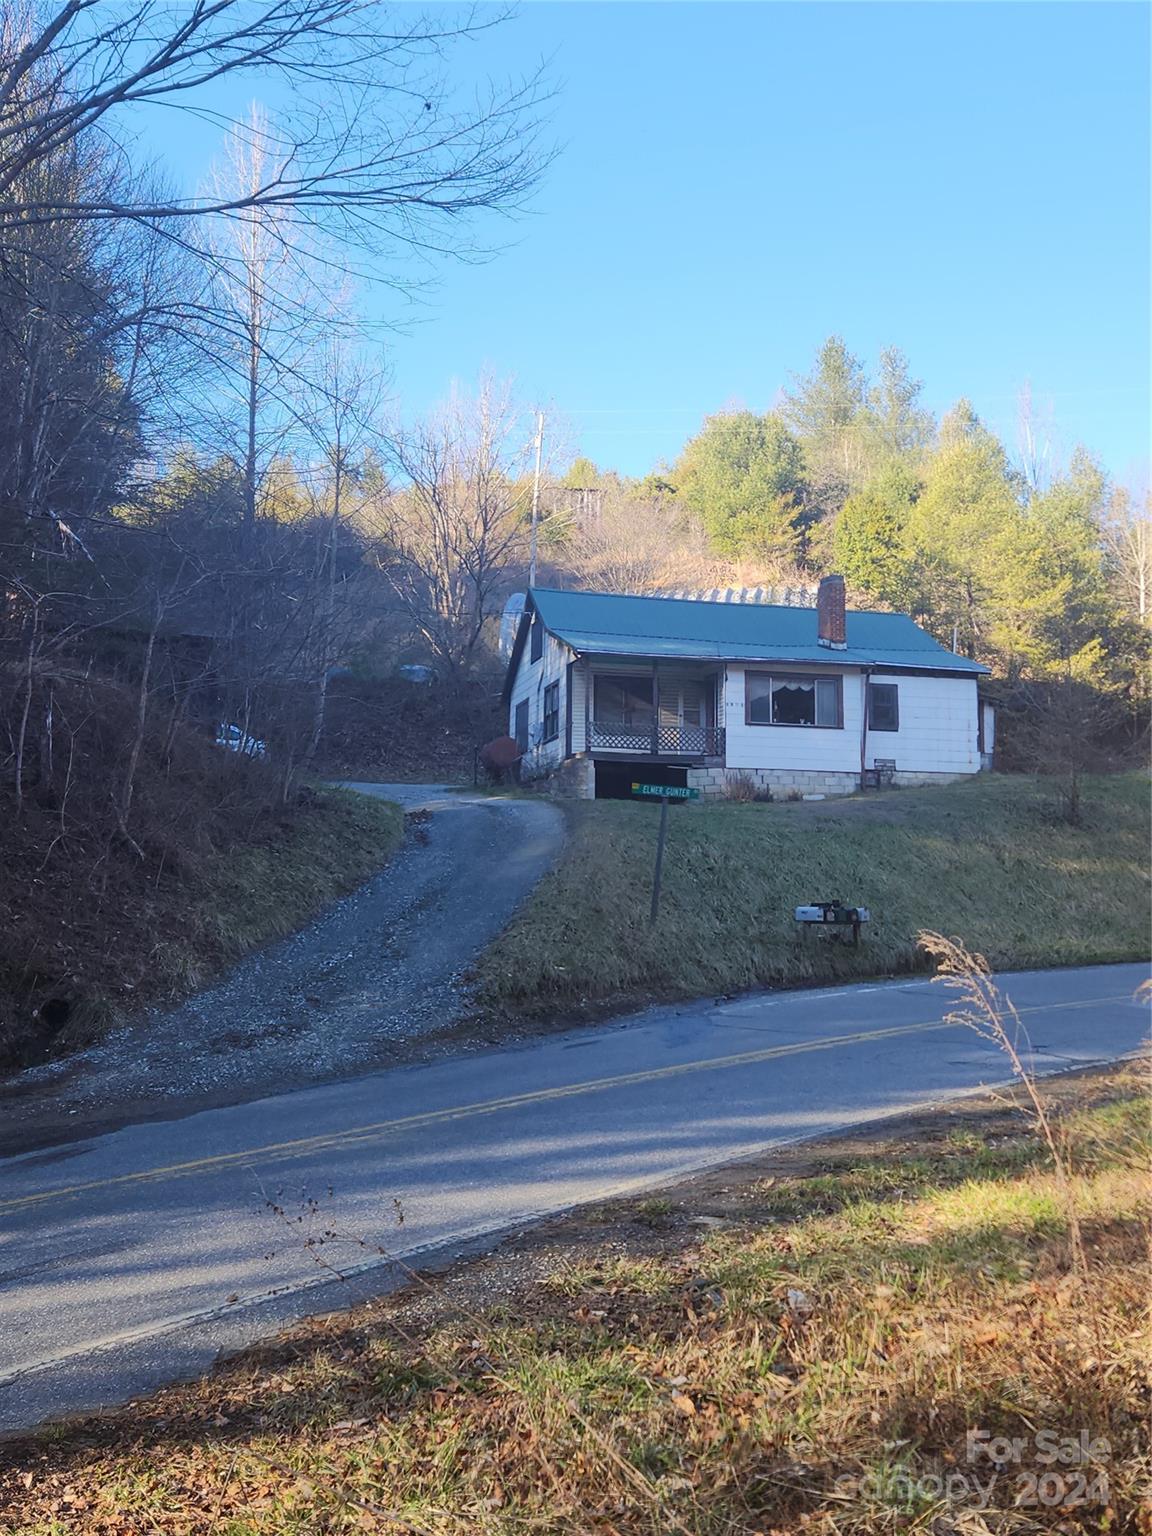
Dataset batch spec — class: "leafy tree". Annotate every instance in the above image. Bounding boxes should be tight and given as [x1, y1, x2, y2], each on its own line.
[636, 466, 678, 500]
[148, 451, 246, 529]
[832, 462, 922, 610]
[909, 416, 1117, 683]
[259, 458, 315, 524]
[673, 411, 806, 560]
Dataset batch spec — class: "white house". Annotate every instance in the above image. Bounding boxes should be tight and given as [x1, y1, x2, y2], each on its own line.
[502, 576, 994, 799]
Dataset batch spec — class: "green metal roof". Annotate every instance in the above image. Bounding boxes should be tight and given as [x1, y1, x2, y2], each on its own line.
[526, 587, 988, 674]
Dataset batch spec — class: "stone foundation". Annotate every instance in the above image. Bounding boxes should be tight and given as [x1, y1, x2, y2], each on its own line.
[889, 770, 971, 788]
[536, 758, 975, 803]
[686, 767, 975, 798]
[542, 754, 595, 799]
[687, 767, 859, 798]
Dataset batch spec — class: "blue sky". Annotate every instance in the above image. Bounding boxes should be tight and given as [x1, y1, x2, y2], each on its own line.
[152, 3, 1150, 489]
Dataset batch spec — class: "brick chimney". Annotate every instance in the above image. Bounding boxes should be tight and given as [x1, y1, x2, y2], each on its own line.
[816, 574, 847, 649]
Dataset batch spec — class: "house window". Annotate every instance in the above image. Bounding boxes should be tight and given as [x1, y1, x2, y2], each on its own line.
[868, 682, 899, 732]
[530, 616, 543, 663]
[594, 675, 654, 728]
[513, 699, 529, 753]
[542, 681, 560, 743]
[746, 673, 842, 728]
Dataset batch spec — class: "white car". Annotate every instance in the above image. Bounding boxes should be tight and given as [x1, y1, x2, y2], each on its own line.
[215, 723, 267, 758]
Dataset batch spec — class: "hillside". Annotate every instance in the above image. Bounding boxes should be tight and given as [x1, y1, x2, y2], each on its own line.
[0, 667, 403, 1070]
[477, 773, 1150, 1019]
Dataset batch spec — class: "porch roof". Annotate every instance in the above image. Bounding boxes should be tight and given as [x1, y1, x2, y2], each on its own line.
[526, 588, 988, 675]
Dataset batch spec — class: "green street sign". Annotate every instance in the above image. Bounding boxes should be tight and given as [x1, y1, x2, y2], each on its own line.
[631, 782, 699, 801]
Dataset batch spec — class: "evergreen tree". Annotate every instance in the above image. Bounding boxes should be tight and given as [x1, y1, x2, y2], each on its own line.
[832, 461, 922, 610]
[782, 335, 869, 514]
[672, 410, 806, 560]
[865, 347, 935, 465]
[563, 456, 601, 489]
[991, 450, 1113, 680]
[906, 404, 1019, 658]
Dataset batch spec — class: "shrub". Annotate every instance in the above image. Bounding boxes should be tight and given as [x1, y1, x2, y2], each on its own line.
[724, 771, 759, 802]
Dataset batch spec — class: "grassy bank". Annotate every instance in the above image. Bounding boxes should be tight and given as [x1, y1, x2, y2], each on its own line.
[1, 786, 403, 1067]
[3, 1062, 1147, 1534]
[190, 788, 405, 975]
[477, 773, 1150, 1019]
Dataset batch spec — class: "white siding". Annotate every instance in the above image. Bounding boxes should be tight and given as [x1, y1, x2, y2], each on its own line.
[507, 646, 981, 782]
[507, 625, 573, 773]
[570, 664, 588, 753]
[869, 672, 981, 776]
[723, 664, 863, 774]
[722, 664, 980, 778]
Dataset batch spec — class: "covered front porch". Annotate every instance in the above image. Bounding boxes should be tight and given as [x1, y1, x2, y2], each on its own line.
[573, 658, 726, 762]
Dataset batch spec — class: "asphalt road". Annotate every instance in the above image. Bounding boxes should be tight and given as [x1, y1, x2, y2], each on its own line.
[0, 961, 1146, 1432]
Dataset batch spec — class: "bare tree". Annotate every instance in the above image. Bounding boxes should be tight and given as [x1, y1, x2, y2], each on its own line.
[1015, 381, 1058, 501]
[1002, 667, 1133, 825]
[0, 133, 144, 530]
[558, 484, 719, 595]
[1101, 487, 1151, 627]
[373, 379, 531, 678]
[293, 334, 383, 775]
[206, 105, 317, 530]
[0, 2, 546, 260]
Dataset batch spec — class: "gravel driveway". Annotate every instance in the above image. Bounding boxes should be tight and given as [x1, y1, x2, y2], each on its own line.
[1, 786, 564, 1150]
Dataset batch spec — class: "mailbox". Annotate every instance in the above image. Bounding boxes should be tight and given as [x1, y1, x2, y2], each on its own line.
[794, 901, 871, 943]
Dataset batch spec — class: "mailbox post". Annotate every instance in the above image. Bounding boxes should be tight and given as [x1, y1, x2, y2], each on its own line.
[794, 901, 871, 945]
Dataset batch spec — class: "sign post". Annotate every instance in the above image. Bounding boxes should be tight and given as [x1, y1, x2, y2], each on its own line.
[630, 782, 700, 924]
[649, 793, 669, 925]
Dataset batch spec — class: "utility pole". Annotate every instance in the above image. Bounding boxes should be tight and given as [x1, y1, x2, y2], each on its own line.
[529, 409, 544, 587]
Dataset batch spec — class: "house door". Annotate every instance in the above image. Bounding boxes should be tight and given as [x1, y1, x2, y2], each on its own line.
[658, 676, 710, 729]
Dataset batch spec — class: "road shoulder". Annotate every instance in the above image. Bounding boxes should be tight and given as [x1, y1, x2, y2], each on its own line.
[3, 1058, 1147, 1535]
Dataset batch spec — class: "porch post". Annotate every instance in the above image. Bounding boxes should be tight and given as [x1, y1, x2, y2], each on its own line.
[651, 661, 659, 755]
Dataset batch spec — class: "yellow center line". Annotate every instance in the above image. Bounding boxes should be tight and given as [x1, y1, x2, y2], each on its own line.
[0, 995, 1127, 1217]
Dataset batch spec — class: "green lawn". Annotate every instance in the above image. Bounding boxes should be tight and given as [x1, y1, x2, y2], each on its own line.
[476, 773, 1150, 1018]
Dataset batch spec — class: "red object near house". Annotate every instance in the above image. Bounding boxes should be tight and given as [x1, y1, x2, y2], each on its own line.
[480, 735, 521, 780]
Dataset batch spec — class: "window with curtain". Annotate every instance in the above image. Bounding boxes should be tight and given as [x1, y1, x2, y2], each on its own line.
[746, 673, 842, 727]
